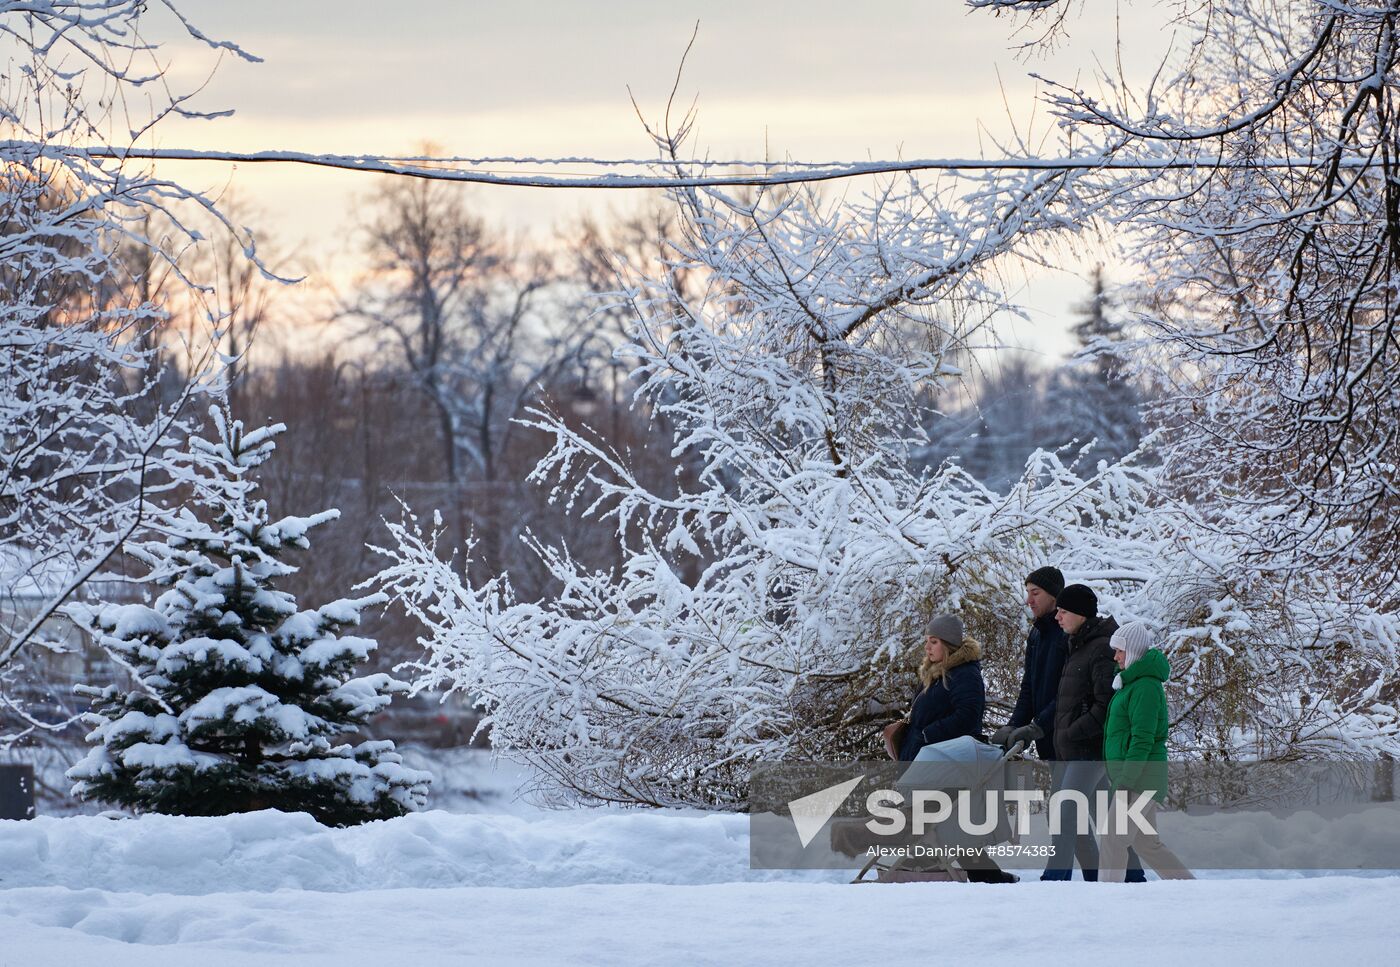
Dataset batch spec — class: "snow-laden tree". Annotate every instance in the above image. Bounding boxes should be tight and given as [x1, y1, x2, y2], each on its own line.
[1, 1, 277, 741]
[68, 407, 430, 824]
[371, 99, 1400, 805]
[368, 142, 1089, 806]
[970, 0, 1400, 599]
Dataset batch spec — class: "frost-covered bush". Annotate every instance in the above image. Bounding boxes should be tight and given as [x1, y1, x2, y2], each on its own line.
[68, 408, 430, 824]
[375, 158, 1400, 811]
[372, 154, 1399, 809]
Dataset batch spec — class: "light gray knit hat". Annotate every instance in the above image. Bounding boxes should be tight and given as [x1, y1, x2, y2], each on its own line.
[924, 613, 965, 649]
[1110, 621, 1154, 668]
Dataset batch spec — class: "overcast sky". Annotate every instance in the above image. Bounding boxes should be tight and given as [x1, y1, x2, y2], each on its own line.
[139, 1, 1171, 359]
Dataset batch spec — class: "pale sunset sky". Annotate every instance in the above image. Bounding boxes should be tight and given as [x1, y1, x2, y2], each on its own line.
[136, 1, 1171, 358]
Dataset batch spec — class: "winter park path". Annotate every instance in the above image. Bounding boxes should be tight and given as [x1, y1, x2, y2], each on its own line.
[1, 809, 1396, 966]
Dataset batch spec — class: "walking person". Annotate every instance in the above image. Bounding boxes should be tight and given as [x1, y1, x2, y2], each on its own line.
[886, 614, 985, 763]
[990, 566, 1068, 759]
[1099, 621, 1195, 882]
[882, 613, 1016, 883]
[1041, 583, 1143, 881]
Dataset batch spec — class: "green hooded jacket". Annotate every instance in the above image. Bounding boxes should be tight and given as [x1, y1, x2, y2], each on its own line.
[1103, 648, 1171, 802]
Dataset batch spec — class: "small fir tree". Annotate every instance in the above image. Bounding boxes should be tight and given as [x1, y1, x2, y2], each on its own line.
[67, 407, 430, 824]
[1041, 266, 1145, 464]
[1069, 264, 1123, 375]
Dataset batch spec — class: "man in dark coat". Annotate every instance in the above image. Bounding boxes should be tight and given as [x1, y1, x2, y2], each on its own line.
[1041, 583, 1143, 881]
[990, 566, 1067, 760]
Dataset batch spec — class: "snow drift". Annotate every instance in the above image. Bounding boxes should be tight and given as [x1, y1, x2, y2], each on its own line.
[0, 809, 839, 894]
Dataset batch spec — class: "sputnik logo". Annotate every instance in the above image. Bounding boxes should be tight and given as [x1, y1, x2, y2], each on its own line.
[786, 774, 864, 848]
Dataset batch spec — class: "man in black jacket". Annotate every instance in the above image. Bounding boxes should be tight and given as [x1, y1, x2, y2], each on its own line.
[991, 566, 1067, 760]
[1041, 583, 1143, 881]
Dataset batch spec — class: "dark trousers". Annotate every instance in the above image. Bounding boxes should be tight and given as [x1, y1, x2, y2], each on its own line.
[1040, 759, 1144, 882]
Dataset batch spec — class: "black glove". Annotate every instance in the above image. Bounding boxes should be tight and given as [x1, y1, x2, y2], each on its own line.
[989, 725, 1014, 747]
[1008, 723, 1044, 749]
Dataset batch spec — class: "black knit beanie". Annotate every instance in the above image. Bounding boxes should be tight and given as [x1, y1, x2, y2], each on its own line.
[1055, 583, 1098, 618]
[1025, 566, 1065, 598]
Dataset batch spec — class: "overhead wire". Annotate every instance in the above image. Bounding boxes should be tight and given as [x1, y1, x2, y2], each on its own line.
[23, 143, 1389, 190]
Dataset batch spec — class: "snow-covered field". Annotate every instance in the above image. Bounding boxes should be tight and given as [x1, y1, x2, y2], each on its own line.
[5, 876, 1396, 967]
[3, 751, 1397, 966]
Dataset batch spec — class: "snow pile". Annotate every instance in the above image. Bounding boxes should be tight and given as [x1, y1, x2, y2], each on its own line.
[0, 809, 839, 894]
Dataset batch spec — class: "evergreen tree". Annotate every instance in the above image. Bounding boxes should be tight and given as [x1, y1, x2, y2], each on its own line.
[1042, 266, 1145, 464]
[919, 271, 1147, 490]
[67, 407, 430, 824]
[1069, 264, 1121, 375]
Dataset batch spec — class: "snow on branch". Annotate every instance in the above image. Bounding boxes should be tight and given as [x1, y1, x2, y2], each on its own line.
[1013, 0, 1400, 592]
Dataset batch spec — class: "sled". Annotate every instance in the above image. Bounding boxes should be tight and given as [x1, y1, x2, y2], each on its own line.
[832, 738, 1025, 884]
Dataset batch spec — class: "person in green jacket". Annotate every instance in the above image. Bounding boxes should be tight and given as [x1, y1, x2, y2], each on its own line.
[1099, 621, 1194, 882]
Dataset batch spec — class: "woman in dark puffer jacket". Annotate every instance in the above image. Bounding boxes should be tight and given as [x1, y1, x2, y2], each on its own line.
[881, 613, 1015, 884]
[885, 613, 986, 762]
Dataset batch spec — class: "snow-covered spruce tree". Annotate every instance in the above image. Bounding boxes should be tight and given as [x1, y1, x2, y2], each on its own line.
[68, 407, 429, 823]
[1040, 266, 1145, 465]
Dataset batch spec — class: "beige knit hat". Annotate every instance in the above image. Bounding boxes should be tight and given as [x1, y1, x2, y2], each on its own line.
[1110, 621, 1154, 668]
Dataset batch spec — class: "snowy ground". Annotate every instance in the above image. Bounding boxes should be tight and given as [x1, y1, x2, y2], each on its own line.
[6, 877, 1397, 967]
[2, 750, 1398, 966]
